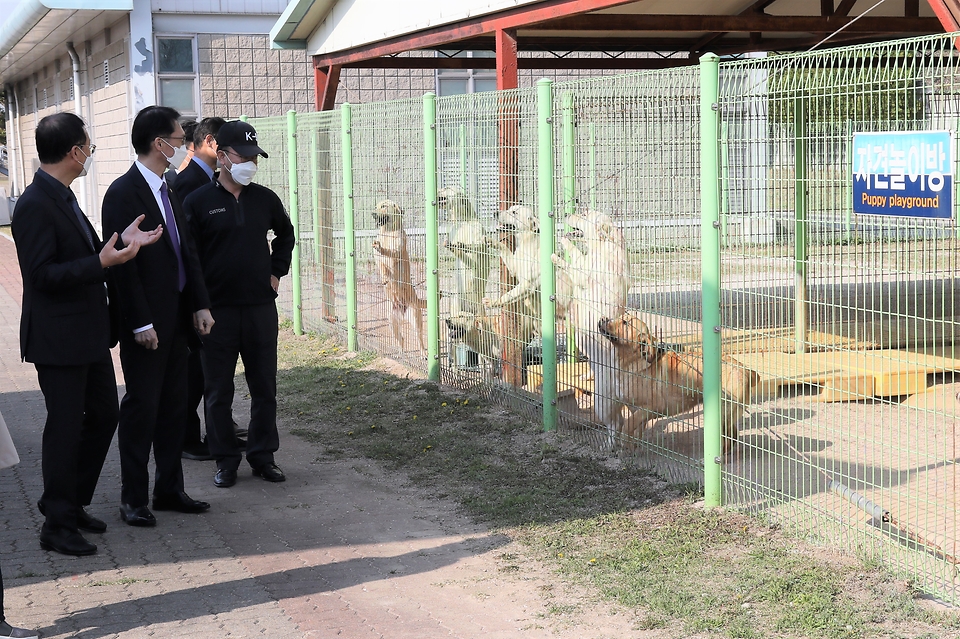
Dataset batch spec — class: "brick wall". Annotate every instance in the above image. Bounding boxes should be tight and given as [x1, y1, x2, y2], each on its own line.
[197, 34, 314, 118]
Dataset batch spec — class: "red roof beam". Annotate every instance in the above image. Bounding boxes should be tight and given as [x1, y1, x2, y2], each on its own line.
[525, 14, 941, 32]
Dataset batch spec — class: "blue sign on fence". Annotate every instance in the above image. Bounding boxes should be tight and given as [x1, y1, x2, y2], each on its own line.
[852, 131, 953, 219]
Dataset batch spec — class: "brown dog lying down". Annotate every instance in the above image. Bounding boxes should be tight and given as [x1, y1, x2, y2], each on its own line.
[597, 312, 759, 452]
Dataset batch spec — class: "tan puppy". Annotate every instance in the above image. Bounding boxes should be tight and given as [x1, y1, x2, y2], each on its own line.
[598, 312, 760, 452]
[484, 204, 572, 321]
[439, 187, 492, 317]
[372, 200, 425, 353]
[551, 211, 631, 441]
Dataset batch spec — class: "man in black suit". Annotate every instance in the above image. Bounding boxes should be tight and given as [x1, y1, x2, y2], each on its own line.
[12, 112, 163, 555]
[102, 106, 215, 527]
[173, 116, 227, 461]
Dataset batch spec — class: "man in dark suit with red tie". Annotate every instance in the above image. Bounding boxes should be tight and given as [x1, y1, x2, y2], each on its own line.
[102, 106, 215, 527]
[12, 112, 163, 555]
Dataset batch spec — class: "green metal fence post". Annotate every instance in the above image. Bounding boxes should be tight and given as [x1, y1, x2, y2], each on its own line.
[589, 122, 597, 210]
[424, 93, 441, 382]
[561, 91, 577, 366]
[845, 119, 854, 244]
[720, 121, 730, 247]
[312, 128, 321, 264]
[341, 104, 358, 353]
[794, 97, 808, 355]
[538, 78, 558, 432]
[459, 123, 468, 192]
[239, 114, 248, 122]
[286, 110, 303, 336]
[700, 54, 723, 508]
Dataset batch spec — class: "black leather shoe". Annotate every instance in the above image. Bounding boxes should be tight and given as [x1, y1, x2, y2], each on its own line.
[214, 467, 237, 488]
[39, 528, 96, 556]
[252, 463, 286, 483]
[182, 440, 213, 461]
[0, 619, 39, 638]
[119, 503, 157, 527]
[153, 491, 211, 513]
[38, 501, 107, 534]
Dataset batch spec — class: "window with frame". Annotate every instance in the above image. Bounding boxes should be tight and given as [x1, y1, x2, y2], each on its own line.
[156, 36, 198, 115]
[436, 51, 497, 96]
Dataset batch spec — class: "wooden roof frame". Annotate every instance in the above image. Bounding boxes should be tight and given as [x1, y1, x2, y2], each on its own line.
[313, 0, 951, 110]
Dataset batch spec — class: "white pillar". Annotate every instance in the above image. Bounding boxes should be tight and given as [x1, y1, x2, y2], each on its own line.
[129, 0, 156, 117]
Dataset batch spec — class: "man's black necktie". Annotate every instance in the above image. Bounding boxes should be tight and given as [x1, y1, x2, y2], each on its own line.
[68, 193, 94, 249]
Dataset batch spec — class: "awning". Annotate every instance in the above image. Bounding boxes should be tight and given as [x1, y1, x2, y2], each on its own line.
[0, 0, 132, 84]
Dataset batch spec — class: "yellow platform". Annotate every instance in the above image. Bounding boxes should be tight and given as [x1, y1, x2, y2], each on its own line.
[729, 349, 960, 401]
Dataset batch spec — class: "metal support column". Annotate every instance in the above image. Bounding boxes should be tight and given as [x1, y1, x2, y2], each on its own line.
[538, 79, 558, 432]
[341, 104, 358, 352]
[287, 110, 303, 335]
[424, 93, 441, 381]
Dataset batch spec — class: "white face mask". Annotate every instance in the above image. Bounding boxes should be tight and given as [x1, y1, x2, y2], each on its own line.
[161, 138, 190, 170]
[224, 156, 258, 186]
[76, 147, 93, 177]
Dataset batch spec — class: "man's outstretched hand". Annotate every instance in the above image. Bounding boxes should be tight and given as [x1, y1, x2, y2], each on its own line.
[99, 233, 140, 268]
[121, 214, 163, 249]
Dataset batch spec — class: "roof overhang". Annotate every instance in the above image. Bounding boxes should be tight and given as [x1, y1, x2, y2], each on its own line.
[0, 0, 132, 85]
[271, 0, 339, 49]
[274, 0, 945, 70]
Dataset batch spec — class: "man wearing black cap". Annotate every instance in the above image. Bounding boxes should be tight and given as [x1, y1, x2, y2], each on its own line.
[182, 120, 295, 488]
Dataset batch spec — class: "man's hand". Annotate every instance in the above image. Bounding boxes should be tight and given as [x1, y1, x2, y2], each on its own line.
[100, 233, 141, 268]
[134, 328, 159, 350]
[270, 275, 280, 293]
[121, 214, 163, 248]
[194, 309, 215, 336]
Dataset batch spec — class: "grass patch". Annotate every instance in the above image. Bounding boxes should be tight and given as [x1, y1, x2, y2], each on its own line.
[277, 330, 960, 638]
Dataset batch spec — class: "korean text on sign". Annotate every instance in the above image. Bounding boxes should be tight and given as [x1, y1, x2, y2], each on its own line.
[852, 131, 953, 219]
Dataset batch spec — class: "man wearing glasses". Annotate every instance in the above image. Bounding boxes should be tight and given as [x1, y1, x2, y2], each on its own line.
[182, 121, 294, 488]
[13, 112, 164, 558]
[102, 106, 215, 527]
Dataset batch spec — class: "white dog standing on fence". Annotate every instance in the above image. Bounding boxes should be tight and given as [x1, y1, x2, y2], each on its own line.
[552, 211, 631, 442]
[484, 204, 572, 323]
[439, 187, 492, 317]
[372, 199, 426, 353]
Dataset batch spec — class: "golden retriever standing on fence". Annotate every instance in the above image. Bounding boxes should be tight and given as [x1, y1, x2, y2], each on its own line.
[372, 200, 426, 353]
[439, 187, 492, 317]
[551, 211, 631, 443]
[598, 312, 760, 452]
[484, 204, 572, 322]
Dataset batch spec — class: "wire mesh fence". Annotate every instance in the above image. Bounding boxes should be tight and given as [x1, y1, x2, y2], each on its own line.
[435, 88, 544, 422]
[717, 34, 960, 604]
[549, 67, 703, 481]
[245, 32, 960, 604]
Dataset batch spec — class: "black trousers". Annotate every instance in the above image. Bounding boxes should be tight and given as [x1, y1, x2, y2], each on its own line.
[34, 354, 119, 534]
[117, 318, 189, 507]
[184, 348, 205, 447]
[201, 303, 279, 471]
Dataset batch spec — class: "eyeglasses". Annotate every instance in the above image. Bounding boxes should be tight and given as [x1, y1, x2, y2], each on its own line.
[76, 143, 96, 156]
[162, 136, 186, 144]
[223, 148, 258, 162]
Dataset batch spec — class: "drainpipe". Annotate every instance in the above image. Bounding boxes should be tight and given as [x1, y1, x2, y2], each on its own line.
[66, 42, 88, 215]
[10, 84, 24, 196]
[4, 85, 18, 198]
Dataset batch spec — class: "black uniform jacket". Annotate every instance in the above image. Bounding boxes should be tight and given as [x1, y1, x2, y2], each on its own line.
[184, 179, 295, 308]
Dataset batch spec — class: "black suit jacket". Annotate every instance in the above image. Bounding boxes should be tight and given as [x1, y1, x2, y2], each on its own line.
[12, 170, 118, 366]
[171, 159, 215, 201]
[102, 164, 210, 342]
